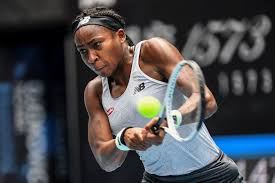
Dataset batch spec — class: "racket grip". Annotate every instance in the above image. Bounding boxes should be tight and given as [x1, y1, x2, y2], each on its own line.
[150, 118, 162, 135]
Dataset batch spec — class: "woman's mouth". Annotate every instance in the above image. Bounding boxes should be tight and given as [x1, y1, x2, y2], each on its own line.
[95, 66, 104, 71]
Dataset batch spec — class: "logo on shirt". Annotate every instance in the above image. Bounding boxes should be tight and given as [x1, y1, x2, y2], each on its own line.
[106, 107, 114, 116]
[133, 82, 145, 95]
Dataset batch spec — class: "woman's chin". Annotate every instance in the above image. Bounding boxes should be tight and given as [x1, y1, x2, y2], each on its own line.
[96, 71, 111, 77]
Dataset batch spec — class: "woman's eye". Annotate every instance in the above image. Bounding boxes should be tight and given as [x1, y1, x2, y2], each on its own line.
[79, 49, 87, 54]
[94, 42, 101, 49]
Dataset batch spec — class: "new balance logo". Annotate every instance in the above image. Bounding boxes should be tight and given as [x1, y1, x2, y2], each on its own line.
[133, 82, 145, 95]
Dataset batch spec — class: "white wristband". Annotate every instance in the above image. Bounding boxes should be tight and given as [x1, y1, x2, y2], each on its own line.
[171, 110, 182, 128]
[115, 127, 131, 151]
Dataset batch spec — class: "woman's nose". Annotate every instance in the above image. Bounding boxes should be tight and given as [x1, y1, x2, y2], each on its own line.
[87, 50, 98, 64]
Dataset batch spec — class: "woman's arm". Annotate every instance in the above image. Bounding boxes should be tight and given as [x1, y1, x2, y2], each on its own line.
[84, 77, 127, 172]
[141, 37, 217, 125]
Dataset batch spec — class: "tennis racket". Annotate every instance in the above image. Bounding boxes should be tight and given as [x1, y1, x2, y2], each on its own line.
[151, 60, 206, 141]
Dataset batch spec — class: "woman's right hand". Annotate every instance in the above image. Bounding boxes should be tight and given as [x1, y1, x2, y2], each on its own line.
[123, 127, 152, 151]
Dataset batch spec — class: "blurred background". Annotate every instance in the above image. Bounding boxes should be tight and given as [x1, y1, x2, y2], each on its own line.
[0, 0, 274, 182]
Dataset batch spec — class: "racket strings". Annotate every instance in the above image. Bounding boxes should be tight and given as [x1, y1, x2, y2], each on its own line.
[167, 60, 206, 141]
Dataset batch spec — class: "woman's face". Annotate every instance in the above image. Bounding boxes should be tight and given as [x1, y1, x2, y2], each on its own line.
[74, 25, 126, 77]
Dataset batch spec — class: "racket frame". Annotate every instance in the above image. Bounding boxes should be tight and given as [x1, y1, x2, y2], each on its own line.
[151, 60, 206, 141]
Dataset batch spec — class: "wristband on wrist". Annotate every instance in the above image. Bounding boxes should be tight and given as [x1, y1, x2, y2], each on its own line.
[120, 127, 133, 145]
[171, 110, 182, 128]
[115, 127, 132, 151]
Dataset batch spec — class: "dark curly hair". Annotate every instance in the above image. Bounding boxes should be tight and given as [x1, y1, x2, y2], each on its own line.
[74, 7, 134, 46]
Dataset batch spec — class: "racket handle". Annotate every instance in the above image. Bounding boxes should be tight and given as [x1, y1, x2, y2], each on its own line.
[150, 117, 163, 135]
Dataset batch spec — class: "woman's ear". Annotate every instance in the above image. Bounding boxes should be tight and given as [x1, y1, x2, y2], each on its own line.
[117, 29, 126, 43]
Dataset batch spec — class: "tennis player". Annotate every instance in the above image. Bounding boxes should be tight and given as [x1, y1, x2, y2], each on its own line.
[73, 7, 244, 183]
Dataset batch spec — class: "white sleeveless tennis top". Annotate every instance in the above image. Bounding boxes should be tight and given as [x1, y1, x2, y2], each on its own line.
[101, 41, 220, 176]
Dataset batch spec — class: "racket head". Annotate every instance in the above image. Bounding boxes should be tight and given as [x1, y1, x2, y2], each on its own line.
[162, 60, 206, 141]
